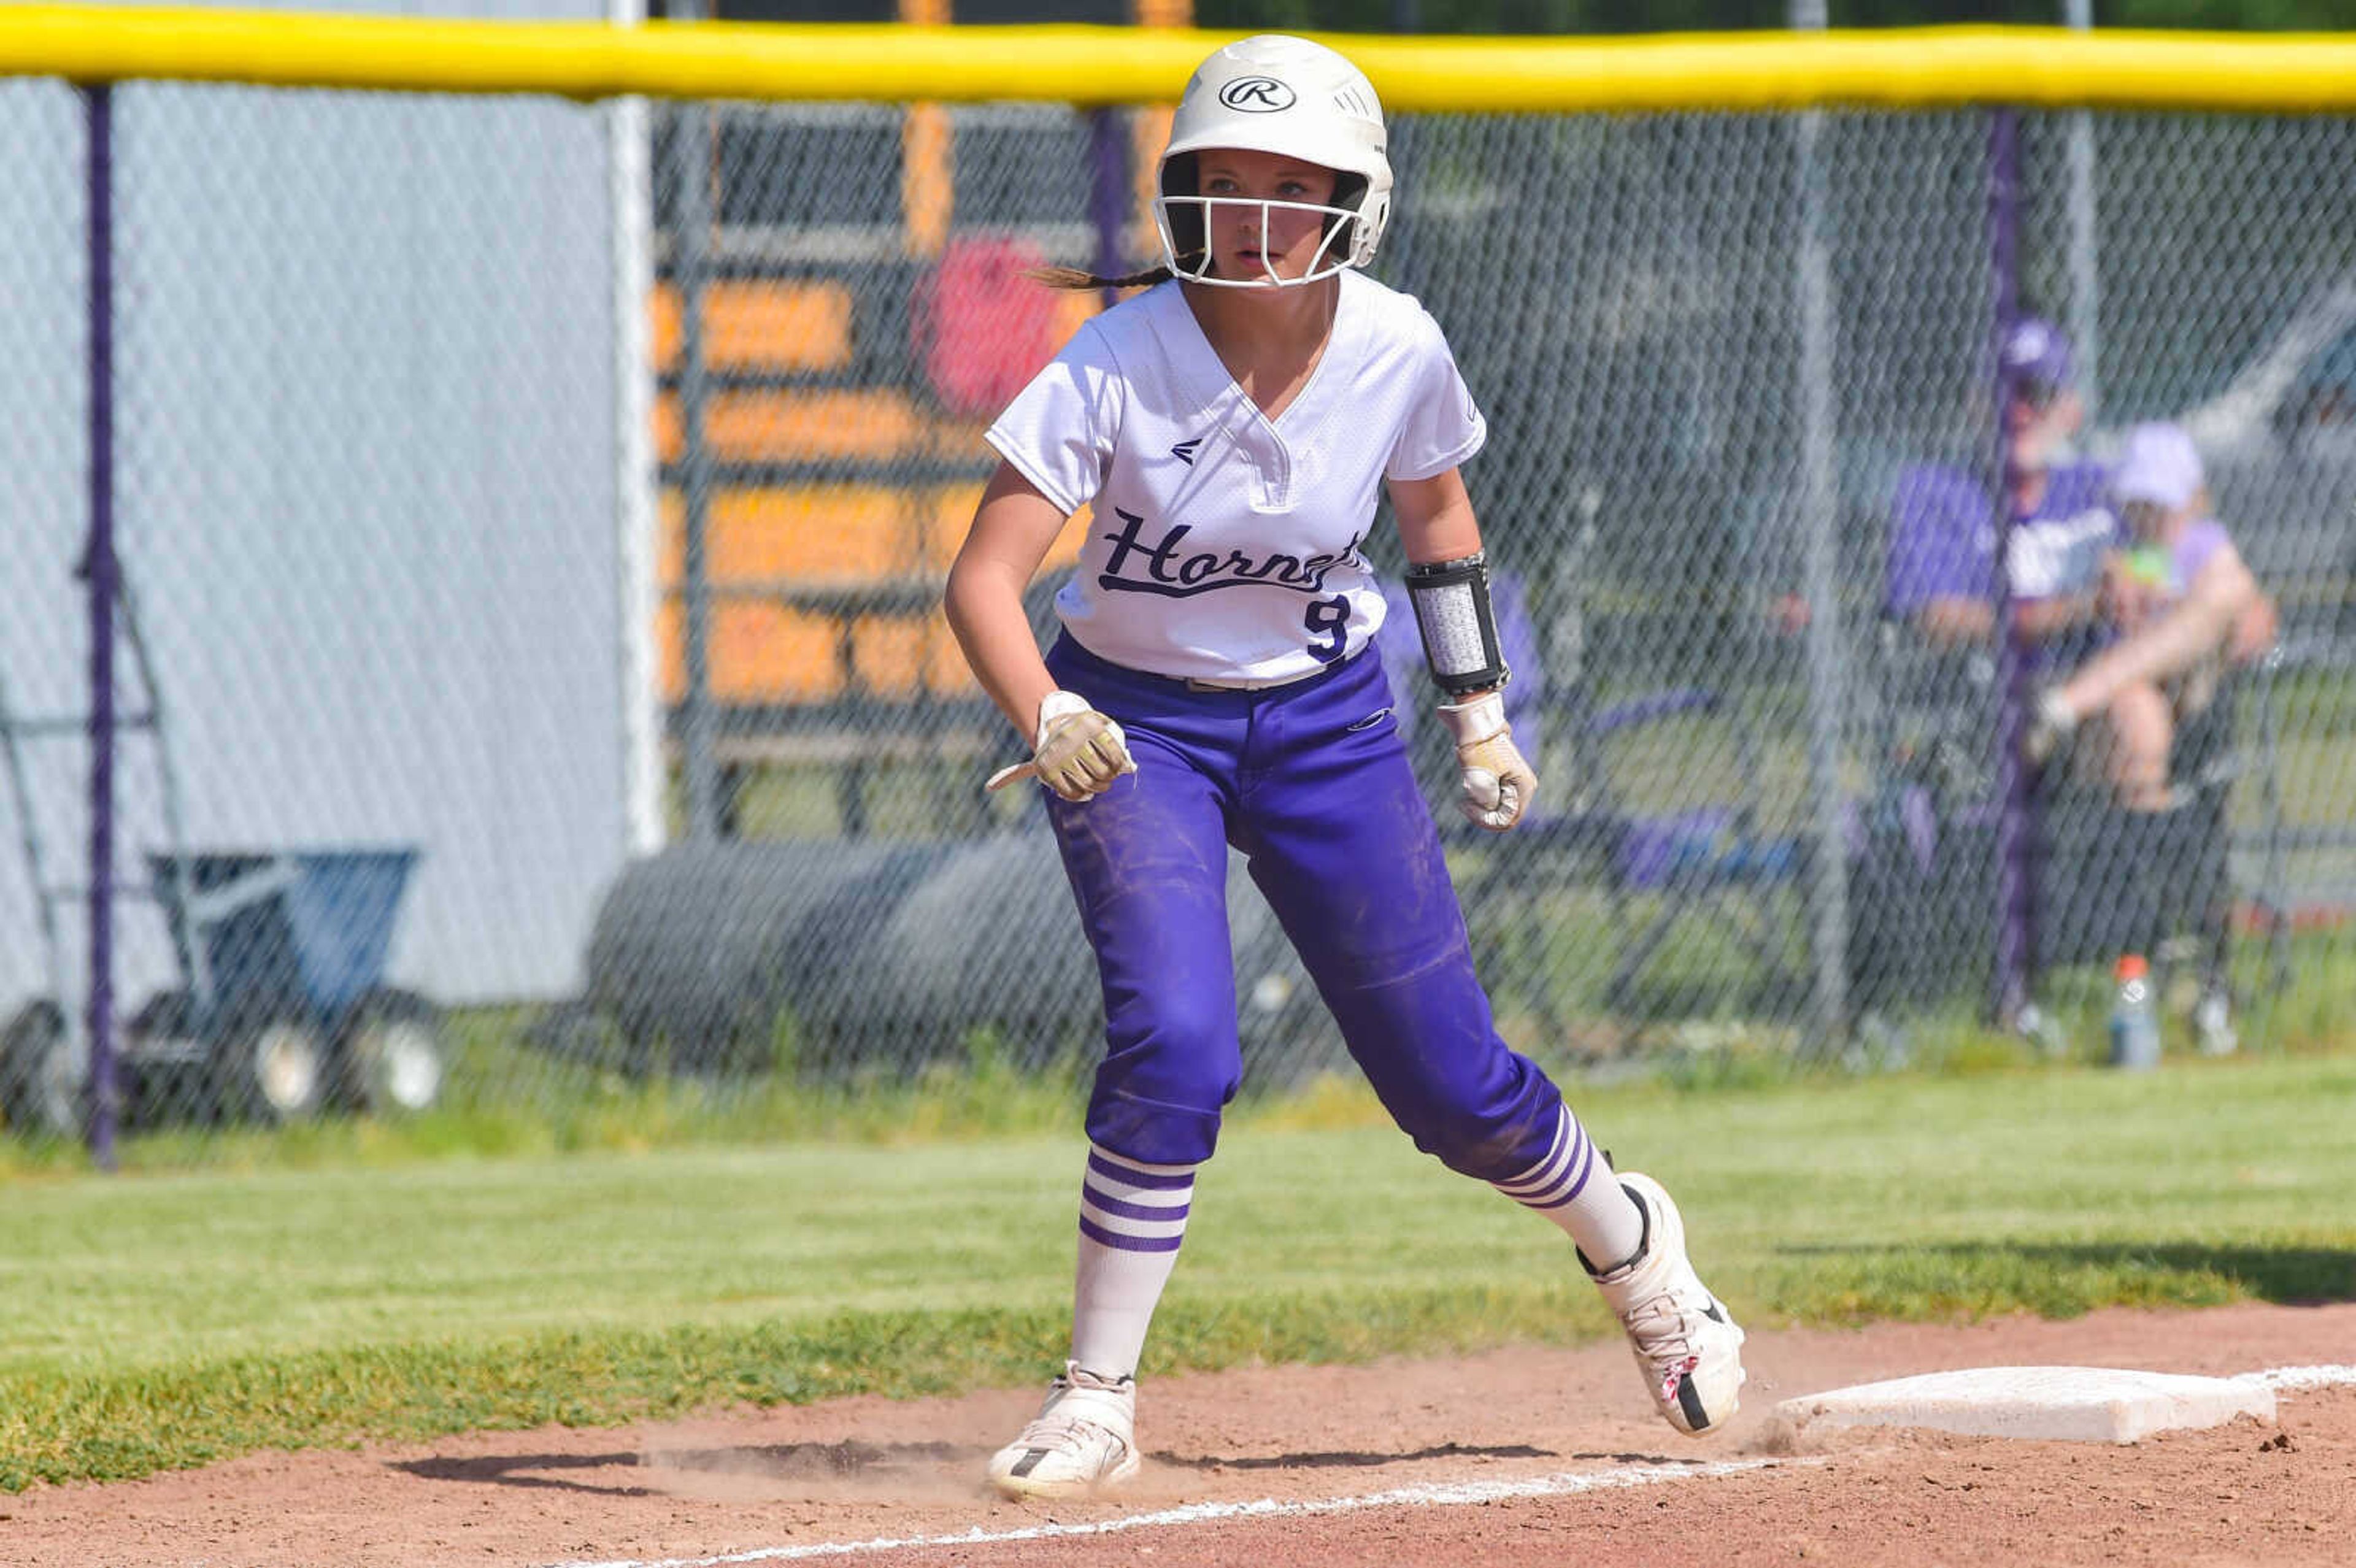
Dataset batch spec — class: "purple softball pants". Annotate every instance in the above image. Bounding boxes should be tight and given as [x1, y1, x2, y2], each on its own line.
[1042, 634, 1566, 1178]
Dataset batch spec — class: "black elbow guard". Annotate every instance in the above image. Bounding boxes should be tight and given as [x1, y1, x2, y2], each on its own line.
[1405, 553, 1510, 696]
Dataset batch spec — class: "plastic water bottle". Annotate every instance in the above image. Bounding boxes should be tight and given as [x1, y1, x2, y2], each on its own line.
[2108, 954, 2161, 1071]
[2195, 985, 2239, 1058]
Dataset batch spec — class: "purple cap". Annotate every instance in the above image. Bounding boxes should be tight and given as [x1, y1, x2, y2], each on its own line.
[1999, 315, 2074, 389]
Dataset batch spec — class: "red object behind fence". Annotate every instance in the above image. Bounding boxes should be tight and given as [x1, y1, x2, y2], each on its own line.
[915, 236, 1066, 421]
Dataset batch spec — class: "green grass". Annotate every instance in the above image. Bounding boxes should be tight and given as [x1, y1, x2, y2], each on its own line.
[4, 1053, 2352, 1491]
[0, 1009, 1097, 1178]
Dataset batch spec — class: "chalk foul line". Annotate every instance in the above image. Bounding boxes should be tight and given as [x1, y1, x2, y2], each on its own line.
[549, 1454, 1805, 1568]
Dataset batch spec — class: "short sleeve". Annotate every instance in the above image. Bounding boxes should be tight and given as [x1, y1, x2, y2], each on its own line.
[1885, 464, 1993, 614]
[984, 321, 1124, 516]
[2173, 520, 2234, 594]
[1385, 312, 1487, 483]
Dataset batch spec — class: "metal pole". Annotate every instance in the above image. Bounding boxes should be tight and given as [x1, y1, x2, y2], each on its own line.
[1987, 107, 2035, 1031]
[1086, 109, 1128, 313]
[2064, 0, 2100, 418]
[1790, 0, 1848, 1048]
[668, 0, 720, 842]
[83, 83, 119, 1170]
[610, 0, 663, 857]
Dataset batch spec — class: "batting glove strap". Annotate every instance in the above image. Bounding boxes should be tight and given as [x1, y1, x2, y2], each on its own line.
[1435, 688, 1509, 749]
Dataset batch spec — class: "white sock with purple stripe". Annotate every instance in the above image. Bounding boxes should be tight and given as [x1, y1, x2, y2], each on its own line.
[1489, 1104, 1645, 1268]
[1070, 1143, 1197, 1380]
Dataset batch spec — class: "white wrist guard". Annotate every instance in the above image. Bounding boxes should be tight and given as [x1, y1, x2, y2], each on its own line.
[1406, 553, 1509, 696]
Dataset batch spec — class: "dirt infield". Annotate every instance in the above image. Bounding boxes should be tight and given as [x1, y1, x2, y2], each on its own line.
[10, 1301, 2354, 1567]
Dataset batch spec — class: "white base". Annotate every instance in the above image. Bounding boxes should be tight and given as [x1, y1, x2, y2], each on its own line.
[1774, 1365, 2276, 1444]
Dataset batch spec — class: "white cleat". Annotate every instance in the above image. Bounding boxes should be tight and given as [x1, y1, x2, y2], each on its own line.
[985, 1361, 1141, 1499]
[1584, 1172, 1747, 1435]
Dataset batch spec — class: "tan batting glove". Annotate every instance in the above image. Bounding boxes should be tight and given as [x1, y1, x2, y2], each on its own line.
[1436, 690, 1537, 832]
[984, 690, 1138, 803]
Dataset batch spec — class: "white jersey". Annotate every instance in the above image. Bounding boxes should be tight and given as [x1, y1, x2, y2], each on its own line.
[985, 270, 1485, 686]
[2007, 507, 2117, 600]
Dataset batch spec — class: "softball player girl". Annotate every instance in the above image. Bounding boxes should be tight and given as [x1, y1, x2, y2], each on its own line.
[942, 34, 1746, 1501]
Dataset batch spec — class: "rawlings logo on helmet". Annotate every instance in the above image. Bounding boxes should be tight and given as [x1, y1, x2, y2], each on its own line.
[1217, 77, 1297, 112]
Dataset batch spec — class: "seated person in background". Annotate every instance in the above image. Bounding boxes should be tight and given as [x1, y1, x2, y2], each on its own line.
[2027, 421, 2277, 810]
[1878, 318, 2118, 806]
[1885, 316, 2118, 671]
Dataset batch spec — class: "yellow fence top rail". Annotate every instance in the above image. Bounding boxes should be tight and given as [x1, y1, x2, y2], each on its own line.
[4, 7, 2355, 113]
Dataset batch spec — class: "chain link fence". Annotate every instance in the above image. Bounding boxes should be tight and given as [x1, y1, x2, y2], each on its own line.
[2, 72, 2352, 1155]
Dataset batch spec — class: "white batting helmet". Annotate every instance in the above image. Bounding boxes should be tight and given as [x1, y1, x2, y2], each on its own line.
[1153, 35, 1393, 288]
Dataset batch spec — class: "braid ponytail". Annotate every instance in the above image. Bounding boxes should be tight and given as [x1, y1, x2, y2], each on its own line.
[1026, 263, 1180, 293]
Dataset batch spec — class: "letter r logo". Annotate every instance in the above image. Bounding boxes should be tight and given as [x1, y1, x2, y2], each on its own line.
[1218, 77, 1297, 112]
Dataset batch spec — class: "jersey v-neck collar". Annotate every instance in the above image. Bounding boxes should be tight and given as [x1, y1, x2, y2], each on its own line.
[1148, 274, 1367, 514]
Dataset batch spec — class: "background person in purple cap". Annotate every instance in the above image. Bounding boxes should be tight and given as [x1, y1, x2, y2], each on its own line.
[2026, 421, 2276, 809]
[1884, 315, 2118, 666]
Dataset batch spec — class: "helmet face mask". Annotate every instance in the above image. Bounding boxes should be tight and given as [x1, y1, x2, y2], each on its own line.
[1152, 188, 1367, 290]
[1152, 36, 1392, 289]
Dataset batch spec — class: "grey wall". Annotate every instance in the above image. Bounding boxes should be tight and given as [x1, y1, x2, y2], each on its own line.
[0, 0, 628, 1013]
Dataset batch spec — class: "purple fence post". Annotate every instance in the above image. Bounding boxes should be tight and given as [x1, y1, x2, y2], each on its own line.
[83, 83, 120, 1171]
[1087, 108, 1130, 313]
[1986, 106, 2035, 1032]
